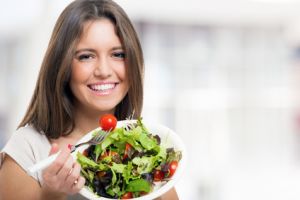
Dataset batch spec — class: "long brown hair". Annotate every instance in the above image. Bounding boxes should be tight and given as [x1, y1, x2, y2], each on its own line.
[18, 0, 144, 139]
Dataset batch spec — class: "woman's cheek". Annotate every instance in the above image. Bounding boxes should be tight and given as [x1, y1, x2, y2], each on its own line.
[71, 63, 94, 82]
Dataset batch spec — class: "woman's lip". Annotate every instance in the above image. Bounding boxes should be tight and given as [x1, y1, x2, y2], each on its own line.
[88, 81, 118, 86]
[87, 82, 118, 96]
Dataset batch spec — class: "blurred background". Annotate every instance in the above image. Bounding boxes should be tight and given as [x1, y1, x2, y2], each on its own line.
[2, 0, 300, 199]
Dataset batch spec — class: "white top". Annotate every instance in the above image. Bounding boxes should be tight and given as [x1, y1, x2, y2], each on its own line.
[0, 125, 87, 200]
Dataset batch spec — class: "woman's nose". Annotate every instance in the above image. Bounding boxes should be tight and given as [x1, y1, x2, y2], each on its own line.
[94, 57, 112, 78]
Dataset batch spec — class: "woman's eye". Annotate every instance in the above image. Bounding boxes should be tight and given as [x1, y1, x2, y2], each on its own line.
[78, 54, 93, 61]
[113, 52, 125, 59]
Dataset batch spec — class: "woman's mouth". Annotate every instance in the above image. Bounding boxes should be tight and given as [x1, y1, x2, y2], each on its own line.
[88, 83, 117, 95]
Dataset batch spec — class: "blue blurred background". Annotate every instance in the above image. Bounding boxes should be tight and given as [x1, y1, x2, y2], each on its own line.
[2, 0, 300, 199]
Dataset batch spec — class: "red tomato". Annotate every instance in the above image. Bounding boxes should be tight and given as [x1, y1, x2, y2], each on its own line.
[153, 170, 164, 182]
[168, 161, 178, 177]
[140, 191, 148, 196]
[123, 143, 132, 160]
[121, 192, 133, 199]
[99, 151, 118, 160]
[82, 148, 89, 157]
[96, 171, 106, 178]
[99, 114, 117, 131]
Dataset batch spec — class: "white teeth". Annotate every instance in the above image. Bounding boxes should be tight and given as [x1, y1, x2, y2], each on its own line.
[90, 84, 115, 91]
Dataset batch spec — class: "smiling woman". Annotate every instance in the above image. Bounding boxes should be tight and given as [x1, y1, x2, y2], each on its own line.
[0, 0, 178, 199]
[70, 19, 129, 115]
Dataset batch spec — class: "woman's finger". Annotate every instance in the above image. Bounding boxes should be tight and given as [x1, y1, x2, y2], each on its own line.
[71, 176, 85, 194]
[65, 162, 81, 187]
[56, 154, 74, 179]
[47, 147, 71, 175]
[48, 143, 59, 156]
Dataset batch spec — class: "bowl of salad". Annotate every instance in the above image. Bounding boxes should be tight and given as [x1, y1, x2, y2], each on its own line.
[74, 117, 186, 200]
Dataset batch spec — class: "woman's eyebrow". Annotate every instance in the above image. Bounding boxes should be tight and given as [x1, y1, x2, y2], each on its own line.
[111, 46, 124, 51]
[74, 48, 96, 55]
[74, 46, 124, 55]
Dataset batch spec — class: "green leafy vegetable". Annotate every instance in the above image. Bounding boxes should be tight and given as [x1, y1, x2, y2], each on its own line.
[126, 179, 151, 193]
[77, 119, 182, 199]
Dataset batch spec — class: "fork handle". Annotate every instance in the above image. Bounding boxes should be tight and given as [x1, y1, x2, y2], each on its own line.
[27, 151, 60, 176]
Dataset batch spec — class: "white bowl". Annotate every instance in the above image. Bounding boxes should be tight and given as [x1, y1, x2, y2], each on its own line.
[74, 120, 187, 200]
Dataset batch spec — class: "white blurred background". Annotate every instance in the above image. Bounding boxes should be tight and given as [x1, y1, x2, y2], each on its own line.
[2, 0, 300, 199]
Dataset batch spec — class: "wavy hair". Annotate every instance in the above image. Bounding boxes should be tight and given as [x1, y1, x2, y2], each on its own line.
[18, 0, 144, 139]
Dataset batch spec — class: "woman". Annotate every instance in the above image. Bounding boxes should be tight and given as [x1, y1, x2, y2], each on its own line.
[0, 0, 179, 199]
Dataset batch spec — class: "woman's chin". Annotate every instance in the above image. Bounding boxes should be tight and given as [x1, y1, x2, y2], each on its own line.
[91, 104, 117, 114]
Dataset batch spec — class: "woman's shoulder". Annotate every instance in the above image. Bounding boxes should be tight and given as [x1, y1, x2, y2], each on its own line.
[3, 125, 50, 152]
[1, 125, 51, 181]
[15, 125, 43, 137]
[10, 125, 50, 151]
[2, 125, 50, 159]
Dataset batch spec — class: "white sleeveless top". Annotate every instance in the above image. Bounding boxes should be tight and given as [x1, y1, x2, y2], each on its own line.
[0, 125, 87, 200]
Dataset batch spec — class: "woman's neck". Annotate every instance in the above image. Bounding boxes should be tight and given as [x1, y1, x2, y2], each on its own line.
[72, 107, 114, 137]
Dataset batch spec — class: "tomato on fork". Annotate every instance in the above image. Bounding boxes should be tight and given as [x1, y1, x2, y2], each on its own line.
[99, 114, 117, 131]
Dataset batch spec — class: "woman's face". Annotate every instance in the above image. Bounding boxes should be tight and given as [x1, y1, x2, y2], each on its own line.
[70, 19, 129, 116]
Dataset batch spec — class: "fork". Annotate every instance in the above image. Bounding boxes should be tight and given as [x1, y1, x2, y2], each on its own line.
[69, 131, 109, 153]
[27, 130, 110, 176]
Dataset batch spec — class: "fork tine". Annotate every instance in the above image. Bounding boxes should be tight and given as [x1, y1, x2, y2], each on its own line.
[92, 131, 109, 144]
[93, 134, 103, 143]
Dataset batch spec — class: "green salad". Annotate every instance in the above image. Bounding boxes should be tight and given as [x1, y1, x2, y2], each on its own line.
[76, 119, 182, 199]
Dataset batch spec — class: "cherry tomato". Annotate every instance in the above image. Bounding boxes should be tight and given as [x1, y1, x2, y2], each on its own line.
[121, 192, 133, 199]
[153, 170, 164, 182]
[123, 143, 132, 160]
[82, 148, 89, 157]
[168, 160, 178, 177]
[99, 150, 118, 160]
[140, 191, 148, 196]
[96, 171, 106, 178]
[99, 114, 117, 131]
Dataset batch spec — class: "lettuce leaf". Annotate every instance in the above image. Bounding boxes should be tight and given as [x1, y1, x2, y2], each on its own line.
[126, 179, 151, 193]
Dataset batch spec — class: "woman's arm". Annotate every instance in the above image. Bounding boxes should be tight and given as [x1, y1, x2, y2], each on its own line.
[155, 188, 179, 200]
[0, 155, 65, 200]
[0, 145, 84, 200]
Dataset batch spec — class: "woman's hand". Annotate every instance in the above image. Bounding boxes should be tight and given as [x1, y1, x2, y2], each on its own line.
[41, 143, 85, 196]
